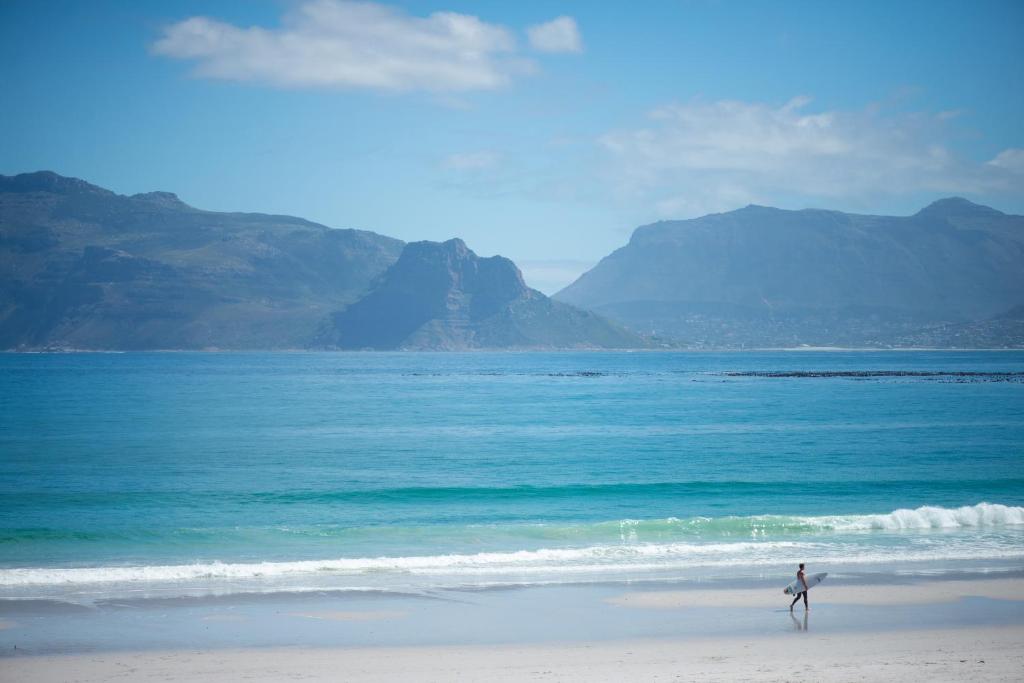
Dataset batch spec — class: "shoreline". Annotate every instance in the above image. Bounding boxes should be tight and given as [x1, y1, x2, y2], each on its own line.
[2, 572, 1021, 659]
[5, 347, 1024, 354]
[5, 564, 1023, 606]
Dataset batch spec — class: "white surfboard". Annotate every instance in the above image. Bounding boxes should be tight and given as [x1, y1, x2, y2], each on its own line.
[783, 572, 827, 595]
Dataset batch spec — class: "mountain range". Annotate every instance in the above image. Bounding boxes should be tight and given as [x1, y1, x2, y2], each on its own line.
[555, 199, 1024, 348]
[0, 172, 642, 350]
[3, 171, 1022, 350]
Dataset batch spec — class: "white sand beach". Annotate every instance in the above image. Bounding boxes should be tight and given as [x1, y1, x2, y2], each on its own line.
[3, 626, 1022, 682]
[3, 577, 1023, 682]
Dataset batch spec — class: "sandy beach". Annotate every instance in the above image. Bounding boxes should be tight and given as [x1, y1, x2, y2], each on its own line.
[3, 626, 1022, 682]
[3, 576, 1023, 681]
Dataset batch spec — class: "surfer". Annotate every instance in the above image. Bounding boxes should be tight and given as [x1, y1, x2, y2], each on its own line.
[789, 563, 810, 611]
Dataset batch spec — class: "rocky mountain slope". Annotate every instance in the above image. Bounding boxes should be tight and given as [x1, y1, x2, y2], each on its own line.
[1, 172, 643, 350]
[0, 171, 404, 349]
[320, 238, 646, 350]
[555, 199, 1024, 348]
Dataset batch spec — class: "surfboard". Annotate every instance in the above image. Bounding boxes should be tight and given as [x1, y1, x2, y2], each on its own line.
[783, 572, 827, 595]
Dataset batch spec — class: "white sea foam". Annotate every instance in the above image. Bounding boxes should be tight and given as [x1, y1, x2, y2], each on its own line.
[0, 542, 806, 587]
[820, 502, 1024, 531]
[2, 503, 1020, 590]
[2, 542, 1022, 589]
[605, 503, 1024, 536]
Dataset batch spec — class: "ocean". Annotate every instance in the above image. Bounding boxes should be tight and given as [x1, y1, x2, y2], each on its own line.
[2, 351, 1023, 604]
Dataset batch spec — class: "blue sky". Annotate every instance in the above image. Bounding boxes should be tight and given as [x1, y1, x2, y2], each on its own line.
[2, 0, 1022, 292]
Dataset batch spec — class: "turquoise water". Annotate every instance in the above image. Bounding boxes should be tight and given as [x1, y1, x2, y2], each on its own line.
[1, 351, 1022, 601]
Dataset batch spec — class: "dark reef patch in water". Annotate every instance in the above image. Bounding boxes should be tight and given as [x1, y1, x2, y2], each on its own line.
[722, 371, 1024, 382]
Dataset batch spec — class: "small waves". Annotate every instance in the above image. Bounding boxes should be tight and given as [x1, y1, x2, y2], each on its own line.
[6, 502, 1021, 547]
[3, 539, 1022, 589]
[1, 503, 1021, 592]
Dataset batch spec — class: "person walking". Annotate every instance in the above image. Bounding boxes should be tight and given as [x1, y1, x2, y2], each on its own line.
[789, 563, 810, 612]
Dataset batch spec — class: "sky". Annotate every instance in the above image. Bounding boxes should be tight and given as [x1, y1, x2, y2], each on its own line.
[2, 0, 1023, 293]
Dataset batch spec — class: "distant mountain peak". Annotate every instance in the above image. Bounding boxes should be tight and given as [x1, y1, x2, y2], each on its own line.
[556, 196, 1024, 348]
[130, 191, 191, 209]
[916, 196, 1003, 218]
[397, 238, 529, 296]
[441, 237, 468, 250]
[0, 170, 114, 196]
[323, 238, 641, 350]
[1, 171, 196, 210]
[404, 236, 470, 260]
[0, 171, 405, 350]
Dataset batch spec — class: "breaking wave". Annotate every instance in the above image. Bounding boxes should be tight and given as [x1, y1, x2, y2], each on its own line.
[1, 503, 1021, 590]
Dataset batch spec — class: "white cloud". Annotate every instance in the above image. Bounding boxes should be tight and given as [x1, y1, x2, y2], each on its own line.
[527, 16, 583, 54]
[599, 97, 1024, 216]
[988, 148, 1024, 173]
[152, 0, 535, 92]
[442, 151, 500, 171]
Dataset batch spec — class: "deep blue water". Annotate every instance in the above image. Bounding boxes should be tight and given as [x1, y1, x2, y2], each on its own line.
[1, 351, 1022, 600]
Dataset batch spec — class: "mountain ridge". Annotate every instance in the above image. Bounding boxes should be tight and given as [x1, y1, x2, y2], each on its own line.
[321, 238, 646, 350]
[0, 171, 643, 350]
[555, 198, 1024, 348]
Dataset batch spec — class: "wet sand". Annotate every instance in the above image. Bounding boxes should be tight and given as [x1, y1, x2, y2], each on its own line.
[2, 575, 1023, 681]
[608, 576, 1024, 609]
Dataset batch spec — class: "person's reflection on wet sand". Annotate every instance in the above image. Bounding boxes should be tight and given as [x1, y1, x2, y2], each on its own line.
[790, 610, 809, 632]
